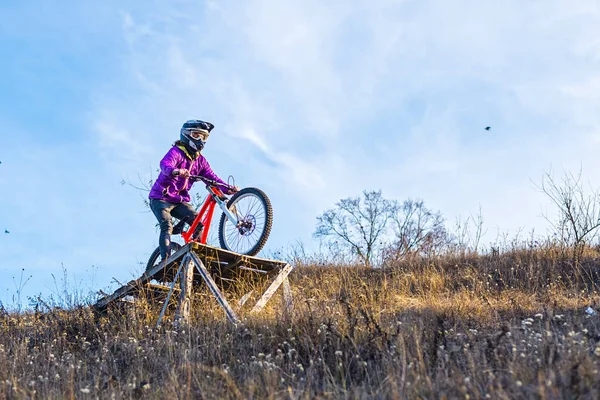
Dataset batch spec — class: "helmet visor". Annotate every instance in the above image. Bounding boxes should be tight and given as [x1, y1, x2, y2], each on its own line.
[189, 129, 209, 141]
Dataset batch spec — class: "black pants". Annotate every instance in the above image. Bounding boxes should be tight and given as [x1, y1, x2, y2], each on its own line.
[149, 199, 197, 259]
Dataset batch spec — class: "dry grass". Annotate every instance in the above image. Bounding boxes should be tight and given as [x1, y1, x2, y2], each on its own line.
[2, 247, 600, 399]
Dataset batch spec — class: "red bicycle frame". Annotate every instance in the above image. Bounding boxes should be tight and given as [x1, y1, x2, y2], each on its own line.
[180, 185, 227, 244]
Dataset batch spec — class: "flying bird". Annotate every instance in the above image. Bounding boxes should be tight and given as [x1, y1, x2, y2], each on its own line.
[485, 126, 491, 131]
[4, 229, 9, 234]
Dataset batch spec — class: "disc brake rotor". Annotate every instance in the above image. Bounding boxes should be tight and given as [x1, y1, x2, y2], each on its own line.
[238, 215, 256, 236]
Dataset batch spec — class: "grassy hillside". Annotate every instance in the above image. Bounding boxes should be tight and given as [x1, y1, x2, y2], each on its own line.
[1, 248, 600, 399]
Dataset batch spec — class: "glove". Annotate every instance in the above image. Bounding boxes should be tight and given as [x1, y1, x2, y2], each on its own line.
[173, 168, 190, 178]
[226, 186, 240, 195]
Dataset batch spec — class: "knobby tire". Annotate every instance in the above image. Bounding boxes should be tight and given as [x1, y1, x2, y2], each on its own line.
[146, 242, 183, 273]
[218, 187, 273, 256]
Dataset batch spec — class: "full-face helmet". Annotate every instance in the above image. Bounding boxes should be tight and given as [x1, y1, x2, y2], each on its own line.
[180, 120, 215, 151]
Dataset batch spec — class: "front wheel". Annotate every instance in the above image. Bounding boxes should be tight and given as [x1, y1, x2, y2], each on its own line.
[218, 187, 273, 256]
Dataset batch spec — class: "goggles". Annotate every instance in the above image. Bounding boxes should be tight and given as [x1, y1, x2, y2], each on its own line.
[189, 129, 209, 141]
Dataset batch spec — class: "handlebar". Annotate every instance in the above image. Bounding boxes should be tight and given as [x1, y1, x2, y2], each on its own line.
[189, 175, 235, 191]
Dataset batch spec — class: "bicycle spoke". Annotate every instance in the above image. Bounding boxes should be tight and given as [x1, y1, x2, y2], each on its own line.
[233, 230, 244, 250]
[219, 190, 271, 254]
[229, 228, 245, 252]
[237, 197, 256, 217]
[226, 227, 238, 243]
[246, 198, 261, 216]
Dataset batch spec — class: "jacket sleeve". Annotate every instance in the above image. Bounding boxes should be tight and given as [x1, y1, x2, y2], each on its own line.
[159, 148, 179, 177]
[198, 157, 229, 192]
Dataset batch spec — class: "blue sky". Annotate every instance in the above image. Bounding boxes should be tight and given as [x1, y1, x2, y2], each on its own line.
[1, 0, 600, 306]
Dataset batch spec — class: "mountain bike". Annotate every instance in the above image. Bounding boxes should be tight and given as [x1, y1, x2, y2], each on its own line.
[146, 175, 273, 272]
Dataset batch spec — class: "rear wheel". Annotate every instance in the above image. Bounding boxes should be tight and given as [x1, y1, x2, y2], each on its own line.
[145, 242, 183, 275]
[218, 187, 273, 256]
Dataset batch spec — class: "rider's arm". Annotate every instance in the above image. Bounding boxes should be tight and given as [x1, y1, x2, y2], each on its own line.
[159, 147, 181, 177]
[196, 156, 231, 192]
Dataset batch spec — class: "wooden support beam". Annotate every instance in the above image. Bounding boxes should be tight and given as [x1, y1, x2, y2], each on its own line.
[281, 278, 294, 320]
[283, 278, 293, 309]
[156, 255, 187, 329]
[250, 263, 295, 314]
[94, 281, 139, 310]
[174, 255, 195, 326]
[189, 252, 240, 325]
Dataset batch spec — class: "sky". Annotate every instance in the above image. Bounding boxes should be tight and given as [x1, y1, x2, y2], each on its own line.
[1, 0, 600, 307]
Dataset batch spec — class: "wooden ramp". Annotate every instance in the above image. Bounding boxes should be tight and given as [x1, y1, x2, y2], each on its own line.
[94, 242, 294, 327]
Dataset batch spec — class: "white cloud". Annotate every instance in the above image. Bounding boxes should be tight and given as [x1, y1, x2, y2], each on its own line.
[93, 117, 152, 167]
[88, 0, 600, 250]
[4, 0, 600, 304]
[231, 126, 269, 153]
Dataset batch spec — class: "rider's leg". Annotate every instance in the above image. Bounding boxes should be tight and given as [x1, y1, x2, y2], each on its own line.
[171, 202, 198, 226]
[149, 199, 176, 260]
[171, 202, 203, 239]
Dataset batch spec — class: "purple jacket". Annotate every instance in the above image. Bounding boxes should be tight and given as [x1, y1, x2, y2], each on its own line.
[149, 145, 228, 203]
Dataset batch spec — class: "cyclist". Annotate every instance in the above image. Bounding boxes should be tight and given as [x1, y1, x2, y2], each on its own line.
[148, 120, 239, 269]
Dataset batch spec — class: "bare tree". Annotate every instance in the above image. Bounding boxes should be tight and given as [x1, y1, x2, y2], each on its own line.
[386, 199, 449, 258]
[314, 190, 396, 267]
[451, 205, 486, 255]
[538, 168, 600, 263]
[121, 172, 155, 209]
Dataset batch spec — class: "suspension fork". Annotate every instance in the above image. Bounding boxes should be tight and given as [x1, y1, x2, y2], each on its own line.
[214, 194, 240, 226]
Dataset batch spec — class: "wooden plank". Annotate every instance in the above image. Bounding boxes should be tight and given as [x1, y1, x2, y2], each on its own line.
[188, 247, 283, 288]
[145, 283, 178, 292]
[238, 266, 268, 274]
[238, 290, 254, 308]
[250, 263, 295, 314]
[140, 284, 180, 302]
[190, 242, 237, 263]
[281, 278, 294, 321]
[189, 242, 287, 270]
[175, 255, 195, 325]
[189, 252, 240, 325]
[237, 258, 281, 272]
[282, 278, 293, 310]
[94, 280, 141, 310]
